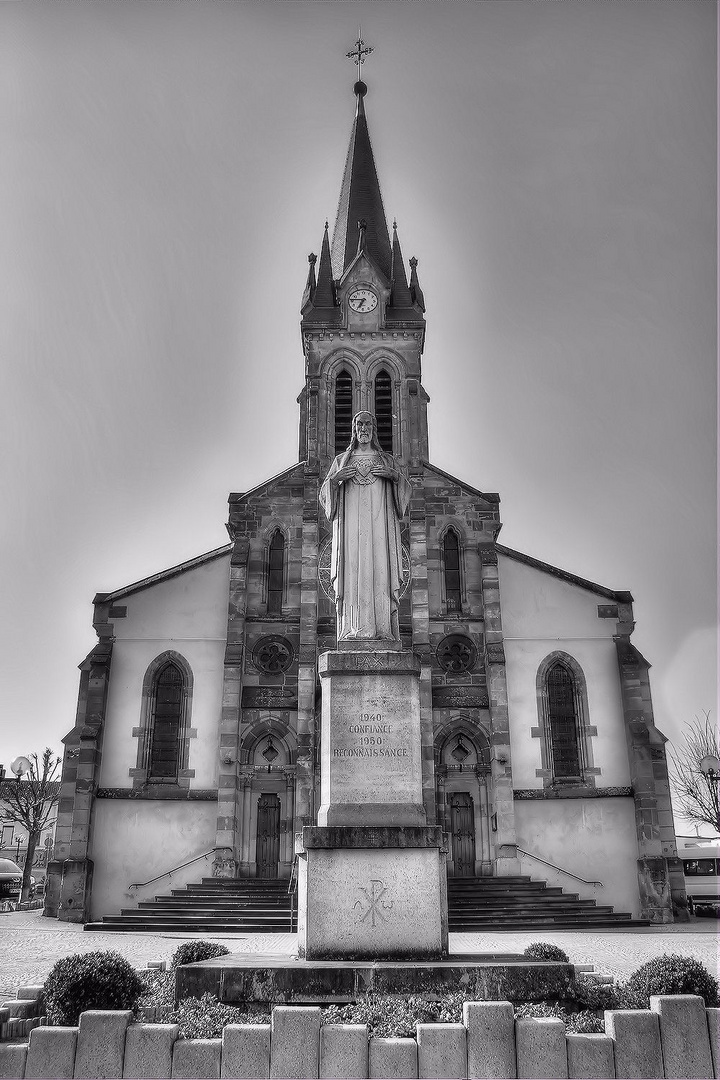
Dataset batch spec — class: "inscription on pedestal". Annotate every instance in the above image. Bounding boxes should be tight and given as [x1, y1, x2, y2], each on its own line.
[354, 879, 394, 927]
[333, 713, 410, 761]
[318, 651, 425, 826]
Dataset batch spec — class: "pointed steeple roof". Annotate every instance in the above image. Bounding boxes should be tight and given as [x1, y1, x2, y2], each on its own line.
[331, 82, 392, 283]
[314, 222, 336, 308]
[301, 222, 341, 325]
[389, 221, 413, 308]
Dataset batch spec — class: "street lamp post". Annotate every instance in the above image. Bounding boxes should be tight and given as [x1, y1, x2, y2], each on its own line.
[699, 754, 720, 833]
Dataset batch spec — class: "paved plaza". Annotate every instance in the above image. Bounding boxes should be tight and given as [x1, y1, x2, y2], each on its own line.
[1, 909, 717, 999]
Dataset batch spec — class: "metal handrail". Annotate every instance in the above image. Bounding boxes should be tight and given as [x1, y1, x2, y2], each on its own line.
[516, 846, 603, 887]
[128, 850, 214, 891]
[287, 854, 299, 933]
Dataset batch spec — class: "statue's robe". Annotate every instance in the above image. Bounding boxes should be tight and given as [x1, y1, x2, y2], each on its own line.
[319, 448, 411, 641]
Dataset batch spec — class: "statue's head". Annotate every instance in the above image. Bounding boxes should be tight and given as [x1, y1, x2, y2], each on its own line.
[350, 411, 381, 451]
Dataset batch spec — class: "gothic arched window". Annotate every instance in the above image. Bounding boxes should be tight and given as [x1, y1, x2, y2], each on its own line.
[267, 530, 285, 614]
[335, 370, 353, 452]
[546, 661, 582, 780]
[374, 369, 393, 452]
[443, 529, 462, 612]
[148, 661, 185, 780]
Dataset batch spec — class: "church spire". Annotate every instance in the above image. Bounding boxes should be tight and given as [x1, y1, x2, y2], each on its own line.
[330, 80, 392, 282]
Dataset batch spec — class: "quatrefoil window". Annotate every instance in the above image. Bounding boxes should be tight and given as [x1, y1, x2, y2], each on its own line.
[252, 635, 294, 674]
[437, 634, 477, 674]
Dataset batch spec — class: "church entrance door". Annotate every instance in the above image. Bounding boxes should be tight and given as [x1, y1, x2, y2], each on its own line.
[256, 794, 281, 878]
[450, 793, 476, 877]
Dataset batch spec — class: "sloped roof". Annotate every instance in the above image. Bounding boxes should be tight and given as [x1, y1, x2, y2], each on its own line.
[422, 461, 500, 504]
[94, 544, 232, 604]
[497, 543, 633, 603]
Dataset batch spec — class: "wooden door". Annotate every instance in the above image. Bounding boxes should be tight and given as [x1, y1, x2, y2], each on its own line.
[450, 793, 476, 877]
[256, 794, 280, 878]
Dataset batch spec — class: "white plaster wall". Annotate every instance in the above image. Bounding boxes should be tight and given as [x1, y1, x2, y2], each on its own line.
[514, 797, 640, 917]
[99, 555, 230, 789]
[498, 555, 630, 789]
[89, 798, 217, 920]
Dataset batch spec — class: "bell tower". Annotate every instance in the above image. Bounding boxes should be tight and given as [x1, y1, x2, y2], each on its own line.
[298, 77, 429, 471]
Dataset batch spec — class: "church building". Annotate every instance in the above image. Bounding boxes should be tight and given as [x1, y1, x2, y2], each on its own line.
[45, 68, 685, 927]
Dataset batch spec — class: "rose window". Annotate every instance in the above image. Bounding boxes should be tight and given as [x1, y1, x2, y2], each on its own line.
[252, 635, 294, 674]
[437, 634, 477, 674]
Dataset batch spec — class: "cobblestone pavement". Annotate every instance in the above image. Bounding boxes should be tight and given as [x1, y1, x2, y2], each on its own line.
[0, 909, 717, 998]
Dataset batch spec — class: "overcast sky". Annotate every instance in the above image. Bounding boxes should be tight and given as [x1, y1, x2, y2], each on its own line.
[1, 1, 716, 828]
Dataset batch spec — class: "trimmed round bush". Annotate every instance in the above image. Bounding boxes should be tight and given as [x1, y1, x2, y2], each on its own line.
[523, 942, 570, 964]
[624, 953, 719, 1007]
[43, 950, 144, 1026]
[171, 941, 231, 969]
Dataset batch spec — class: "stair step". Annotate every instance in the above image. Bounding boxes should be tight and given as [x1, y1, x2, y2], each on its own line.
[86, 873, 640, 935]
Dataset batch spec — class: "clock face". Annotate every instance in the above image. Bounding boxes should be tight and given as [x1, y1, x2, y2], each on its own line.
[348, 288, 378, 313]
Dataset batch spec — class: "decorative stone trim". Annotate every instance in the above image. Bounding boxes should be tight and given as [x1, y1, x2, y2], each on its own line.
[484, 642, 506, 666]
[96, 788, 217, 800]
[514, 786, 633, 800]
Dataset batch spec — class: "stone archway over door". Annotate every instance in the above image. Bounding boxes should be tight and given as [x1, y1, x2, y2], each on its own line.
[450, 792, 476, 876]
[256, 794, 280, 878]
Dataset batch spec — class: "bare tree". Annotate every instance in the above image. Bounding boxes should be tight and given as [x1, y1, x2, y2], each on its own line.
[2, 749, 61, 901]
[669, 711, 719, 834]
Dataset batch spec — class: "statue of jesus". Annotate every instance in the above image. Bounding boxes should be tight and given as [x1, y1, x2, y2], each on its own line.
[319, 411, 411, 642]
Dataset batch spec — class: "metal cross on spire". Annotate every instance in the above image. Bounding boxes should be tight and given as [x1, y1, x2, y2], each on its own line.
[346, 31, 373, 80]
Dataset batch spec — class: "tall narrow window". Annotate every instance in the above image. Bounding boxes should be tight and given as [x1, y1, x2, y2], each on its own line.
[335, 370, 353, 452]
[267, 530, 284, 614]
[148, 662, 183, 779]
[443, 529, 462, 612]
[547, 662, 581, 779]
[374, 370, 393, 452]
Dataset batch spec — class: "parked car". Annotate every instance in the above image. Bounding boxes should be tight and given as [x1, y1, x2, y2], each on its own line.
[0, 859, 24, 902]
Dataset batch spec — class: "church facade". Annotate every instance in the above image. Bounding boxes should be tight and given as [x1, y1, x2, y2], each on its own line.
[45, 78, 685, 926]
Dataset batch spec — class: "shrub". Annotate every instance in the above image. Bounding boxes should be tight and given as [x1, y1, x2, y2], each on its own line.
[513, 1002, 605, 1033]
[567, 1010, 605, 1034]
[321, 994, 466, 1038]
[623, 953, 719, 1008]
[523, 943, 570, 964]
[171, 941, 231, 969]
[169, 993, 269, 1039]
[571, 975, 622, 1012]
[43, 950, 144, 1026]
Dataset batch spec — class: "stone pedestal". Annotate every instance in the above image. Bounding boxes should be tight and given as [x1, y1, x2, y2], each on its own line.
[317, 648, 425, 827]
[298, 648, 448, 959]
[297, 826, 448, 959]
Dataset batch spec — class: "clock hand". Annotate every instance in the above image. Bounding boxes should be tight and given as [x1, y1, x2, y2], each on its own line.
[356, 297, 366, 309]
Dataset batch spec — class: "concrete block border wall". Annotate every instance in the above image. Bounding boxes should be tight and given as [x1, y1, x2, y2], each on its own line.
[0, 997, 717, 1079]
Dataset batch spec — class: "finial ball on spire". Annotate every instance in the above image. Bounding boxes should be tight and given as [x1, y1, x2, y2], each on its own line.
[354, 80, 367, 98]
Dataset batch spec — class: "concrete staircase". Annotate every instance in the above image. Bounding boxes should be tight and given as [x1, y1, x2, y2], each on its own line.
[83, 878, 293, 934]
[447, 876, 644, 930]
[84, 874, 645, 934]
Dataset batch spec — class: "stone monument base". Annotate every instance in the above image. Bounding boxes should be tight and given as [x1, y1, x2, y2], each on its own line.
[296, 826, 448, 960]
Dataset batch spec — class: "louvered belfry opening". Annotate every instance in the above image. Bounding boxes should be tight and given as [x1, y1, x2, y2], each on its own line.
[335, 370, 353, 452]
[267, 530, 285, 614]
[443, 529, 462, 612]
[149, 663, 183, 779]
[547, 663, 581, 778]
[374, 369, 393, 452]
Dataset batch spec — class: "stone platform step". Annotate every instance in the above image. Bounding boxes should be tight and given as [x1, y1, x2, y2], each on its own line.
[447, 876, 643, 929]
[84, 877, 294, 934]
